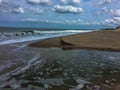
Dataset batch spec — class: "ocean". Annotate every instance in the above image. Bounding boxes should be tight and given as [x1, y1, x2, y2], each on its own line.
[0, 27, 92, 45]
[0, 21, 115, 46]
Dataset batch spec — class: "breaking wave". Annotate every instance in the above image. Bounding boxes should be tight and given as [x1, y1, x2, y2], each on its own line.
[0, 29, 91, 45]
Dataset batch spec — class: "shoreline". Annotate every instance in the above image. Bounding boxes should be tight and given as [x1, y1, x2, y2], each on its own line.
[0, 28, 90, 46]
[0, 26, 96, 32]
[29, 27, 120, 52]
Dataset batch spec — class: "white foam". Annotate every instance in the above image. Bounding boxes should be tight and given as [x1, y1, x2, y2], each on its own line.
[34, 30, 91, 33]
[0, 36, 43, 45]
[0, 30, 91, 45]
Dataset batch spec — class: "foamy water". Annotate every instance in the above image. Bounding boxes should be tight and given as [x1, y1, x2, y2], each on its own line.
[0, 46, 120, 90]
[0, 30, 91, 45]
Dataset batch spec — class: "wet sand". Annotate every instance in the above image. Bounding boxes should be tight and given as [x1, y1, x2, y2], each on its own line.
[29, 27, 120, 52]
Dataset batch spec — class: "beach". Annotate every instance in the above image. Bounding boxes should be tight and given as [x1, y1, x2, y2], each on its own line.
[0, 0, 120, 89]
[29, 27, 120, 52]
[0, 28, 120, 90]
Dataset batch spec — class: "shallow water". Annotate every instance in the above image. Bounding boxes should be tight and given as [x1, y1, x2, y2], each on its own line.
[0, 41, 120, 90]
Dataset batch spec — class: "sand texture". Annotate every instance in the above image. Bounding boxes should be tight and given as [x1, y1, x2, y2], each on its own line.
[29, 27, 120, 51]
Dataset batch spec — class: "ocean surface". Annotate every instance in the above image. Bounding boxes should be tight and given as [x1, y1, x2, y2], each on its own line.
[0, 21, 115, 30]
[0, 28, 92, 45]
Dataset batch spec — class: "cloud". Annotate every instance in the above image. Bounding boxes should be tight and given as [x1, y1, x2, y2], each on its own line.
[110, 9, 120, 17]
[27, 0, 40, 4]
[103, 17, 120, 25]
[0, 0, 25, 14]
[113, 17, 120, 22]
[23, 18, 64, 24]
[96, 7, 110, 15]
[72, 0, 81, 5]
[96, 8, 120, 17]
[65, 19, 83, 24]
[60, 0, 67, 4]
[54, 5, 83, 14]
[31, 8, 43, 14]
[104, 18, 115, 24]
[101, 7, 109, 13]
[82, 0, 90, 2]
[27, 0, 51, 5]
[60, 0, 81, 5]
[97, 0, 112, 5]
[0, 0, 2, 3]
[12, 7, 24, 14]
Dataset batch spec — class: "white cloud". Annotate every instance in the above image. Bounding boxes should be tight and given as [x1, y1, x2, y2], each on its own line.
[96, 8, 120, 17]
[60, 0, 81, 5]
[27, 0, 40, 4]
[23, 18, 64, 24]
[54, 5, 83, 14]
[27, 0, 51, 5]
[0, 0, 2, 3]
[110, 9, 120, 17]
[101, 7, 109, 13]
[97, 0, 112, 5]
[12, 7, 24, 14]
[96, 7, 110, 15]
[104, 18, 114, 24]
[60, 0, 68, 4]
[65, 19, 83, 24]
[72, 0, 81, 5]
[103, 17, 120, 25]
[23, 18, 40, 22]
[113, 17, 120, 23]
[31, 8, 43, 14]
[104, 0, 112, 3]
[0, 0, 25, 14]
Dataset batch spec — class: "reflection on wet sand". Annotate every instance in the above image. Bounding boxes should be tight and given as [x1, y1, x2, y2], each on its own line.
[0, 42, 120, 90]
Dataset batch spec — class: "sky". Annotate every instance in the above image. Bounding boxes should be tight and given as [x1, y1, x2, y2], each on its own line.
[0, 0, 120, 28]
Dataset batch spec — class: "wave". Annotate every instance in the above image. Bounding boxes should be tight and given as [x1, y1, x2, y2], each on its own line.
[0, 30, 92, 45]
[34, 30, 91, 33]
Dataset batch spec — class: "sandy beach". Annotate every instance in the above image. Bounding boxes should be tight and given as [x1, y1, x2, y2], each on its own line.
[29, 27, 120, 52]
